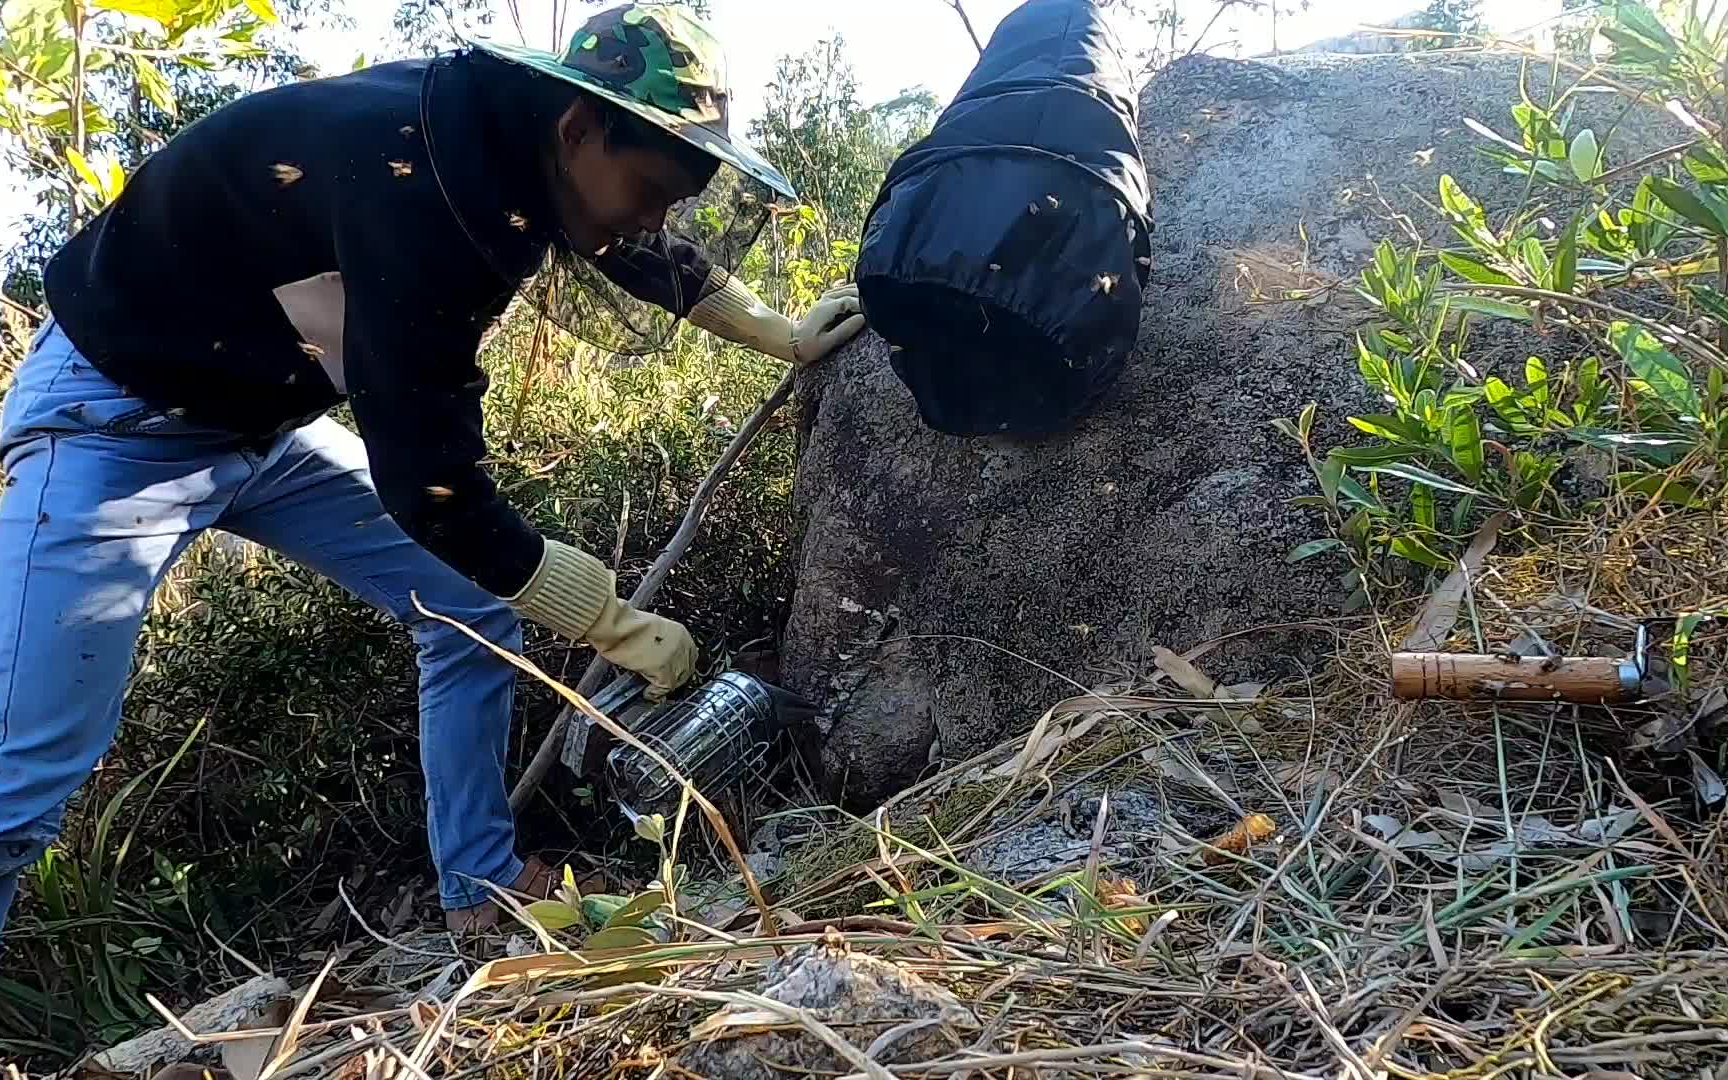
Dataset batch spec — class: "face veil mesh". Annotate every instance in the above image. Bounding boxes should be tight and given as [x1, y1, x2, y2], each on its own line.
[537, 161, 775, 355]
[420, 51, 784, 357]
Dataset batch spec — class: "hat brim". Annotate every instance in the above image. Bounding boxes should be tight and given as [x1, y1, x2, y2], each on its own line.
[465, 35, 798, 202]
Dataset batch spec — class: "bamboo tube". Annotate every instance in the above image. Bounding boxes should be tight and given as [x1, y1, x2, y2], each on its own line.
[1390, 652, 1641, 703]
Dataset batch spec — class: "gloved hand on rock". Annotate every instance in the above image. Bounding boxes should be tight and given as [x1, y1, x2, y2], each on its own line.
[688, 272, 867, 368]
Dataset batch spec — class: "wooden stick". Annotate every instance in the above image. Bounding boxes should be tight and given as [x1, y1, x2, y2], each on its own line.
[943, 0, 985, 54]
[505, 297, 551, 446]
[1390, 652, 1640, 704]
[508, 367, 798, 814]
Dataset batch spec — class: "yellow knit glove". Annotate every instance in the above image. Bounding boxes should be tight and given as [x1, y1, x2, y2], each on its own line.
[687, 272, 866, 367]
[508, 540, 697, 697]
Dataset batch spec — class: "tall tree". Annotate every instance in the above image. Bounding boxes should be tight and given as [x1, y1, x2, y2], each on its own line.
[751, 36, 938, 243]
[0, 0, 501, 310]
[0, 0, 291, 305]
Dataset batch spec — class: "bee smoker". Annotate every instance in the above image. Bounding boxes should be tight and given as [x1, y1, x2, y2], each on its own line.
[562, 669, 817, 820]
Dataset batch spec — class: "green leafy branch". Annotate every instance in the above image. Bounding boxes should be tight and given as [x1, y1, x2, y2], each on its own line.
[1280, 1, 1728, 604]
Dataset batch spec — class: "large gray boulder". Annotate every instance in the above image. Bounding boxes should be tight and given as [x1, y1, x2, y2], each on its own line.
[782, 53, 1670, 807]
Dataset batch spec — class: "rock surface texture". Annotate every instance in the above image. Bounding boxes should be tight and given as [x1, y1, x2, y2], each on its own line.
[783, 52, 1680, 807]
[673, 939, 978, 1080]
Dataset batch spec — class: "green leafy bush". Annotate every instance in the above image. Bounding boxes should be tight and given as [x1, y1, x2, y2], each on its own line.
[1280, 1, 1728, 611]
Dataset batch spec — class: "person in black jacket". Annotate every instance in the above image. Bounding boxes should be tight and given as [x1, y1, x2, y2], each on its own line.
[0, 3, 864, 934]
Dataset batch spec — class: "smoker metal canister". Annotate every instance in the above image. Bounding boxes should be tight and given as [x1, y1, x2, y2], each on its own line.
[603, 671, 780, 820]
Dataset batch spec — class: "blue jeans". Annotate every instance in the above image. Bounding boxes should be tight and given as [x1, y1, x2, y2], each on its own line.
[0, 320, 528, 933]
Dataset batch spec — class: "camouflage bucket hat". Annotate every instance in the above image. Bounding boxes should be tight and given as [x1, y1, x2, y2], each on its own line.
[467, 4, 796, 200]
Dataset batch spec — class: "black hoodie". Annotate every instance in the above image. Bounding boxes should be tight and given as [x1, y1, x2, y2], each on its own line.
[41, 50, 711, 598]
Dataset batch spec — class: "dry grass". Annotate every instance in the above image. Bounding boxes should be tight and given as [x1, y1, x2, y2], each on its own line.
[59, 505, 1728, 1080]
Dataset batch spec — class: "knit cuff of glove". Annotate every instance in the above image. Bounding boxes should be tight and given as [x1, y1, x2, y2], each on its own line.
[506, 539, 614, 643]
[687, 270, 795, 363]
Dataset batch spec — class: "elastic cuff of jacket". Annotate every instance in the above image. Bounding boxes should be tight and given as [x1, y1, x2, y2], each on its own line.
[506, 539, 613, 642]
[687, 270, 795, 363]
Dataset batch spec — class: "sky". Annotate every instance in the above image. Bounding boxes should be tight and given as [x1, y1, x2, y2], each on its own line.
[0, 0, 1568, 235]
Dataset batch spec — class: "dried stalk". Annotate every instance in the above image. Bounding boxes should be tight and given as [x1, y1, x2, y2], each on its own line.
[505, 286, 552, 446]
[942, 0, 985, 55]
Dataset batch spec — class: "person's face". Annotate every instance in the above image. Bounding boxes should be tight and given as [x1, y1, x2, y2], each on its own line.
[547, 97, 708, 256]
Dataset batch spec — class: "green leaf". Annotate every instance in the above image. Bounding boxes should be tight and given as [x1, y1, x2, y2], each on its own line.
[1505, 900, 1576, 953]
[1629, 177, 1677, 253]
[1525, 355, 1549, 392]
[1286, 538, 1344, 564]
[1451, 296, 1533, 322]
[1485, 377, 1537, 434]
[1521, 236, 1550, 283]
[1610, 320, 1701, 417]
[579, 894, 631, 928]
[1692, 285, 1728, 324]
[1375, 239, 1400, 285]
[1553, 213, 1579, 293]
[1348, 413, 1427, 444]
[1337, 473, 1387, 514]
[1413, 388, 1439, 424]
[91, 0, 182, 28]
[1358, 462, 1487, 498]
[243, 0, 280, 24]
[1685, 147, 1728, 186]
[1615, 1, 1679, 53]
[1356, 342, 1386, 393]
[1513, 159, 1567, 183]
[1610, 470, 1707, 504]
[604, 892, 666, 930]
[1319, 456, 1345, 504]
[1440, 252, 1516, 286]
[1391, 535, 1454, 570]
[1449, 409, 1485, 483]
[1568, 129, 1601, 183]
[582, 925, 658, 952]
[1648, 177, 1728, 235]
[65, 146, 103, 196]
[1378, 330, 1414, 354]
[633, 812, 667, 845]
[1451, 495, 1477, 532]
[524, 899, 584, 931]
[1329, 445, 1422, 466]
[130, 54, 174, 117]
[1342, 509, 1371, 546]
[1672, 612, 1707, 685]
[1570, 428, 1695, 465]
[1439, 174, 1486, 230]
[1575, 357, 1610, 424]
[1442, 386, 1488, 409]
[1617, 471, 1706, 507]
[1411, 482, 1438, 531]
[1298, 402, 1317, 440]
